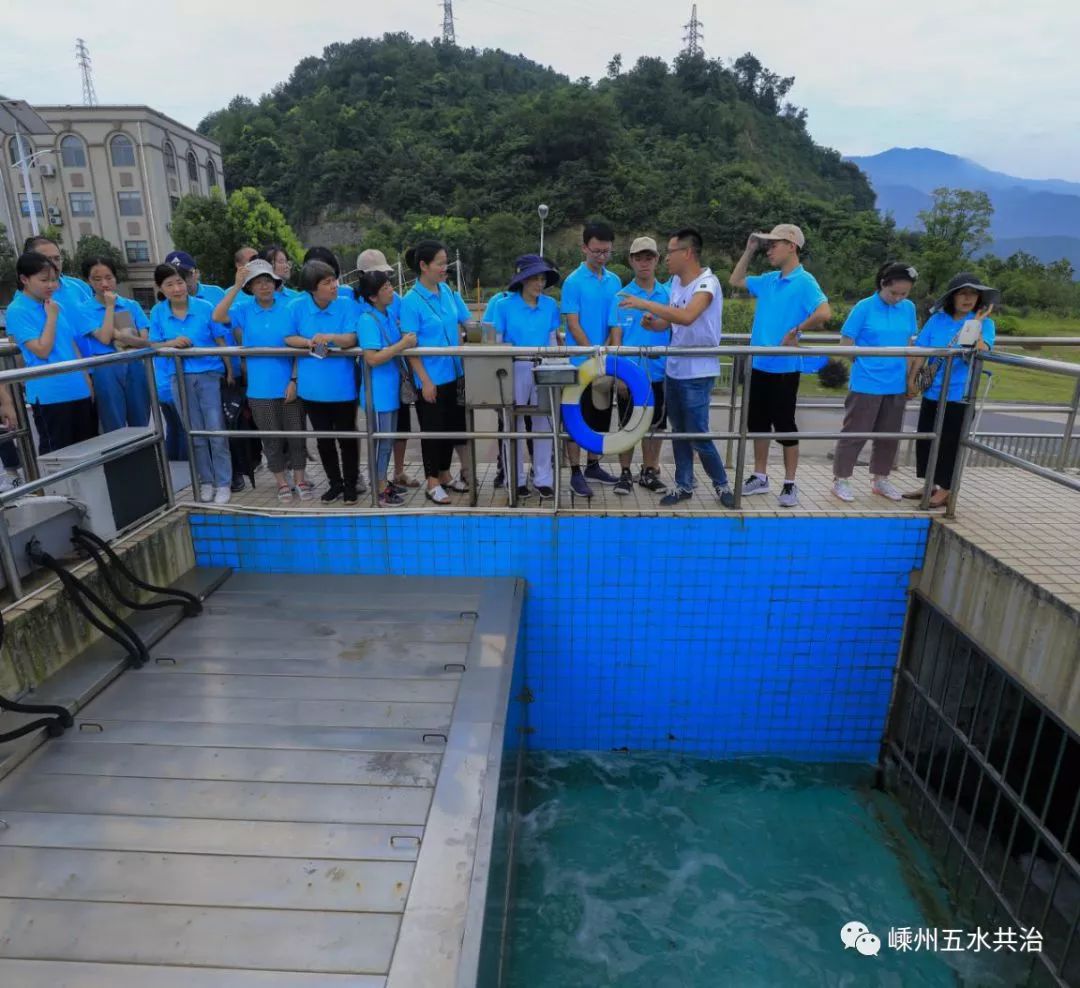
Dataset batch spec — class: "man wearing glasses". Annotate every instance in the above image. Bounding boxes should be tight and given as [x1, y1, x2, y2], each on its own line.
[729, 224, 831, 508]
[560, 220, 623, 497]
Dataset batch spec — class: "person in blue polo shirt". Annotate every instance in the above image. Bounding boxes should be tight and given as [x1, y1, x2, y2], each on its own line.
[905, 272, 997, 509]
[730, 223, 831, 507]
[357, 268, 418, 508]
[7, 251, 96, 453]
[561, 219, 623, 497]
[494, 254, 561, 501]
[285, 260, 362, 504]
[23, 235, 92, 311]
[149, 262, 234, 504]
[831, 261, 920, 504]
[259, 245, 302, 301]
[608, 236, 671, 496]
[73, 254, 151, 433]
[214, 259, 314, 503]
[399, 240, 473, 505]
[164, 250, 226, 309]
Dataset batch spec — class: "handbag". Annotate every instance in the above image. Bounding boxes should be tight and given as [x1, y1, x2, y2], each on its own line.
[914, 329, 961, 396]
[373, 311, 418, 405]
[419, 290, 466, 406]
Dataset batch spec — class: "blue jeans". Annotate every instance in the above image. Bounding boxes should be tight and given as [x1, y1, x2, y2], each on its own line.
[665, 376, 728, 492]
[375, 410, 396, 487]
[92, 362, 150, 432]
[184, 372, 232, 488]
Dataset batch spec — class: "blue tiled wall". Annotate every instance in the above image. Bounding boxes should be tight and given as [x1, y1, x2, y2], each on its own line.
[190, 514, 929, 761]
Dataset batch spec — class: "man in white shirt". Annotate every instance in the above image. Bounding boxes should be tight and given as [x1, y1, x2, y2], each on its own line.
[618, 228, 734, 508]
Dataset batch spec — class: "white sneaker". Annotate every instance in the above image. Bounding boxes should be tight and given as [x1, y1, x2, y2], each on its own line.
[777, 482, 800, 508]
[872, 477, 903, 501]
[741, 474, 770, 496]
[199, 483, 214, 501]
[213, 487, 231, 505]
[832, 478, 855, 503]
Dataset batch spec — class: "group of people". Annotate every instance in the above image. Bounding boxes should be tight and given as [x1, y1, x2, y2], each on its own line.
[3, 222, 996, 510]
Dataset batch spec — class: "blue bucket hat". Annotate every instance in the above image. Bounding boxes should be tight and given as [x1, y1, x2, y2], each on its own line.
[508, 254, 560, 291]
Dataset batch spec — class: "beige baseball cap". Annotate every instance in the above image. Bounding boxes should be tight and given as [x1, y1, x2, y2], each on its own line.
[752, 223, 806, 248]
[356, 248, 394, 274]
[628, 236, 659, 255]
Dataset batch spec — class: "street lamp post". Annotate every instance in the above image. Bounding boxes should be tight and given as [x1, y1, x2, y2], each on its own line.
[9, 136, 57, 238]
[538, 203, 549, 256]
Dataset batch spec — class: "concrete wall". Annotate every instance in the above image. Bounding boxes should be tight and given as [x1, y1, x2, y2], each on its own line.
[914, 522, 1080, 734]
[0, 511, 195, 698]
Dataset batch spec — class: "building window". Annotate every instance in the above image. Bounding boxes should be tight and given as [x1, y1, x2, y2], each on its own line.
[8, 134, 32, 166]
[59, 135, 87, 168]
[163, 141, 177, 173]
[110, 133, 136, 167]
[117, 191, 143, 216]
[124, 240, 150, 263]
[186, 150, 200, 187]
[207, 158, 218, 188]
[17, 193, 44, 217]
[169, 195, 180, 215]
[69, 192, 95, 217]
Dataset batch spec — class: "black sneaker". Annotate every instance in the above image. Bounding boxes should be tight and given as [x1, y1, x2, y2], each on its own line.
[714, 483, 735, 509]
[230, 476, 246, 493]
[493, 468, 506, 489]
[659, 488, 693, 507]
[321, 483, 344, 503]
[584, 461, 619, 485]
[614, 468, 633, 495]
[343, 486, 359, 505]
[569, 469, 593, 498]
[515, 484, 531, 499]
[536, 485, 554, 500]
[638, 467, 667, 493]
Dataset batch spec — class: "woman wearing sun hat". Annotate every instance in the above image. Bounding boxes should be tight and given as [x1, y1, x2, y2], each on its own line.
[493, 254, 561, 500]
[214, 259, 313, 502]
[905, 271, 998, 508]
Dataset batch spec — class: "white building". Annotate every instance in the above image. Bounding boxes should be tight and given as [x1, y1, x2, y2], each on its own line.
[0, 102, 224, 305]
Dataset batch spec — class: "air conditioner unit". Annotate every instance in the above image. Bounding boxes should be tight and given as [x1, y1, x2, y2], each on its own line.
[46, 206, 63, 226]
[39, 163, 56, 177]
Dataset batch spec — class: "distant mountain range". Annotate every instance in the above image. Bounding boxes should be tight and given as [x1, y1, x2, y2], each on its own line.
[846, 148, 1080, 272]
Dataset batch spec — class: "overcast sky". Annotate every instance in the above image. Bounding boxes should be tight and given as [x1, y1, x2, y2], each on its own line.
[4, 0, 1077, 181]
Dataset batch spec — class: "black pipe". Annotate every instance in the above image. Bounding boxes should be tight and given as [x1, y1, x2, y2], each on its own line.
[27, 540, 149, 669]
[0, 610, 72, 745]
[71, 527, 202, 617]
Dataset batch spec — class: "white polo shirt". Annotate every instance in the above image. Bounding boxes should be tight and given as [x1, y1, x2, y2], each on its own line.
[666, 267, 722, 380]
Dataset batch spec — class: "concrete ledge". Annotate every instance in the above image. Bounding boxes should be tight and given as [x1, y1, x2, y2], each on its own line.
[916, 522, 1080, 734]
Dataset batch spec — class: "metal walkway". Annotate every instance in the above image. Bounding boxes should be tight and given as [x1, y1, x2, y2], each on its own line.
[0, 573, 522, 986]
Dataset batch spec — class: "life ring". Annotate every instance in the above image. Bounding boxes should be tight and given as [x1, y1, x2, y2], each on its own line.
[561, 354, 654, 455]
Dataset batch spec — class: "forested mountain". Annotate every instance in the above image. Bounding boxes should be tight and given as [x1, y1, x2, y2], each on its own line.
[199, 34, 895, 294]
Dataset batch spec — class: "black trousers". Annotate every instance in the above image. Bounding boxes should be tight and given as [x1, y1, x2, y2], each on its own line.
[915, 397, 967, 490]
[415, 380, 466, 479]
[304, 399, 359, 488]
[33, 398, 98, 454]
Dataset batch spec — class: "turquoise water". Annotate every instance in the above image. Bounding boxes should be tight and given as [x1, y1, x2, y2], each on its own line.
[504, 753, 1032, 987]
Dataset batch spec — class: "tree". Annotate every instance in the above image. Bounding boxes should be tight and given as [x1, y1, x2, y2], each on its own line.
[171, 187, 303, 287]
[0, 222, 16, 301]
[71, 235, 128, 282]
[915, 187, 994, 294]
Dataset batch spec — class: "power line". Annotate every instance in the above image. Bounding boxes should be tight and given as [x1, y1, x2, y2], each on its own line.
[441, 0, 457, 45]
[75, 38, 98, 106]
[682, 3, 704, 57]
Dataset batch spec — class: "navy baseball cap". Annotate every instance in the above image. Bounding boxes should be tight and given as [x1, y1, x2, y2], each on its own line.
[164, 250, 197, 271]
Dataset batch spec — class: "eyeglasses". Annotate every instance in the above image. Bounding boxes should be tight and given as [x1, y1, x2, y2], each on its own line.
[585, 247, 613, 258]
[663, 246, 690, 258]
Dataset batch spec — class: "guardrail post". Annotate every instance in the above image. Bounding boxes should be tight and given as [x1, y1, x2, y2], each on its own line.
[172, 355, 199, 503]
[919, 355, 955, 511]
[732, 355, 753, 509]
[143, 353, 174, 509]
[1056, 378, 1080, 472]
[0, 511, 23, 599]
[725, 355, 739, 466]
[945, 352, 982, 519]
[360, 360, 379, 507]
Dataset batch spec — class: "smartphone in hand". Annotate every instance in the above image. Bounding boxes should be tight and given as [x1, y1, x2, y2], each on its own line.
[311, 341, 329, 359]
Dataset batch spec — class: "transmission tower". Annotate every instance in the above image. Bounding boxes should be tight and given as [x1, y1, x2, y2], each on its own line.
[75, 38, 98, 106]
[682, 4, 704, 57]
[440, 0, 457, 45]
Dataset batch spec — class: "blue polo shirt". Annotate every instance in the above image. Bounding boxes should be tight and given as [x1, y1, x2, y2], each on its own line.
[357, 309, 404, 414]
[747, 265, 827, 374]
[57, 275, 92, 309]
[149, 297, 227, 375]
[356, 292, 403, 326]
[561, 263, 621, 365]
[194, 283, 226, 307]
[607, 279, 671, 382]
[287, 293, 358, 402]
[231, 296, 295, 400]
[916, 312, 996, 403]
[6, 292, 91, 405]
[399, 282, 469, 387]
[494, 292, 560, 348]
[482, 292, 509, 325]
[73, 295, 150, 357]
[842, 293, 918, 395]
